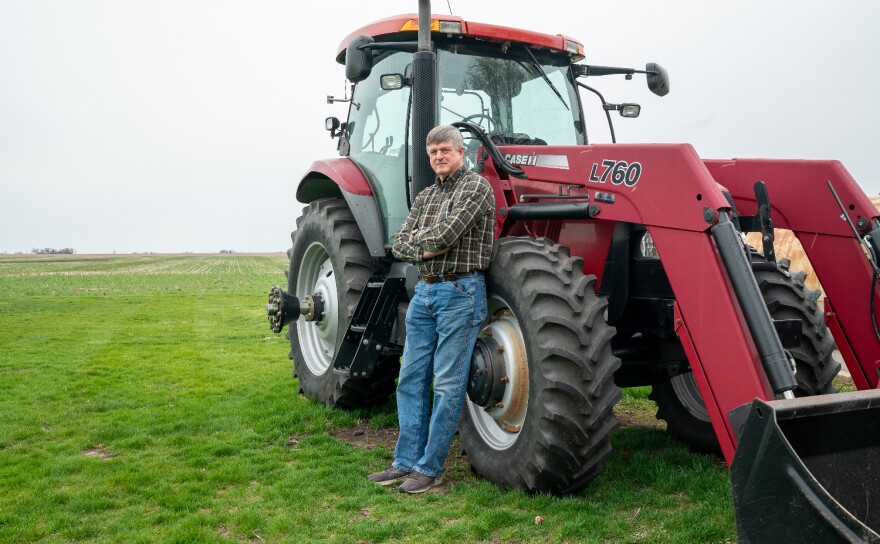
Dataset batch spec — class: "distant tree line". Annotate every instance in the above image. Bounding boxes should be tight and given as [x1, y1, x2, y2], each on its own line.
[31, 248, 75, 254]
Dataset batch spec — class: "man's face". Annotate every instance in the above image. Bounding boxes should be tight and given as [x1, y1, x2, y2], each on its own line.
[428, 140, 464, 179]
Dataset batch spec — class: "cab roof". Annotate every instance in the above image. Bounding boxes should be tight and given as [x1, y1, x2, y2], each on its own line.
[335, 13, 584, 63]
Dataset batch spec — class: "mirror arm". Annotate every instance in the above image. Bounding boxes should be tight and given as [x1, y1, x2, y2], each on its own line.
[357, 41, 420, 54]
[573, 62, 669, 97]
[577, 82, 617, 144]
[573, 65, 660, 77]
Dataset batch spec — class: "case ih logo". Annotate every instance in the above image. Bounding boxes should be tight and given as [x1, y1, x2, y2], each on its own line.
[504, 153, 538, 166]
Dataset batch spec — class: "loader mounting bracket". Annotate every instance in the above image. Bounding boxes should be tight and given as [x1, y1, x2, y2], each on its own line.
[332, 276, 405, 379]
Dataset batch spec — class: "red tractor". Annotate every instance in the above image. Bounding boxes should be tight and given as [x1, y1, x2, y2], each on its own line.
[268, 3, 880, 541]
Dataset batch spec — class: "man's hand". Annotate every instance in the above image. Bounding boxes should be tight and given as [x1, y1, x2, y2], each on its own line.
[423, 247, 451, 259]
[413, 228, 451, 259]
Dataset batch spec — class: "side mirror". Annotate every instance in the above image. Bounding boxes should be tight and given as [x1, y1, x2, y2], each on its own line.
[646, 63, 669, 97]
[345, 35, 374, 83]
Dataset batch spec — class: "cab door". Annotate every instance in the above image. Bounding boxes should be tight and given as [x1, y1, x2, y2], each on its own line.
[346, 51, 413, 244]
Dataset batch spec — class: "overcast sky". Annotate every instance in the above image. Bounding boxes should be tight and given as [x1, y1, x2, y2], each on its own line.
[1, 0, 878, 254]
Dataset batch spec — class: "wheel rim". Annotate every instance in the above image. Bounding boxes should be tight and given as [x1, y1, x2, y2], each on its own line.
[295, 241, 339, 376]
[465, 294, 529, 450]
[671, 371, 710, 422]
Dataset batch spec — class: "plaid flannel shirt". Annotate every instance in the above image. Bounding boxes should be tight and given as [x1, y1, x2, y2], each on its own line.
[392, 166, 495, 275]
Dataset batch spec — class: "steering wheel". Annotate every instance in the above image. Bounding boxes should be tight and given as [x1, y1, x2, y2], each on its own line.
[461, 113, 498, 134]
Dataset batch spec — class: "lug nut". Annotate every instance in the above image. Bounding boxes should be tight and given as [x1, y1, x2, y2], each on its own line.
[485, 329, 493, 336]
[496, 345, 505, 353]
[495, 401, 504, 408]
[500, 376, 510, 382]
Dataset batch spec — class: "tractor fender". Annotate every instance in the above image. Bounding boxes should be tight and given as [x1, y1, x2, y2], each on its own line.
[296, 158, 387, 257]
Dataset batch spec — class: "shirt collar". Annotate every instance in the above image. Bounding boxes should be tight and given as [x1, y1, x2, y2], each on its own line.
[436, 166, 468, 186]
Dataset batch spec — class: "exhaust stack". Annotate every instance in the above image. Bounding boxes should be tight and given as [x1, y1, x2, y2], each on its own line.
[409, 0, 437, 204]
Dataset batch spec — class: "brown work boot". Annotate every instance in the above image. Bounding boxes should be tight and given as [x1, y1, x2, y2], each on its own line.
[367, 466, 410, 486]
[398, 471, 443, 494]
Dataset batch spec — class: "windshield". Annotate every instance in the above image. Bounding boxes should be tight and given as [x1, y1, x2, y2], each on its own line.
[342, 43, 586, 245]
[438, 42, 584, 150]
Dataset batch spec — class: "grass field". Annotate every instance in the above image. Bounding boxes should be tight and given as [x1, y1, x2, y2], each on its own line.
[0, 253, 739, 543]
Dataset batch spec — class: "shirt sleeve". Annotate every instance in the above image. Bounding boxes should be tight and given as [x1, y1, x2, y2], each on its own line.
[391, 193, 425, 263]
[419, 177, 493, 252]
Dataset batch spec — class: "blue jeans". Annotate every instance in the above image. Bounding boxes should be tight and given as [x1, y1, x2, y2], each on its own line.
[392, 272, 487, 478]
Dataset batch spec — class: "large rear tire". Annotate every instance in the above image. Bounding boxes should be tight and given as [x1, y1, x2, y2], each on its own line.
[458, 237, 621, 494]
[287, 198, 398, 408]
[651, 254, 839, 453]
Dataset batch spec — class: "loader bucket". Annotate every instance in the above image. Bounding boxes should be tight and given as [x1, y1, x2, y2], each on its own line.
[730, 390, 880, 543]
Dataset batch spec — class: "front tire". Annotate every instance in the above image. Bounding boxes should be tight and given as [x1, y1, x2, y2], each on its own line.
[650, 254, 839, 453]
[458, 237, 621, 494]
[287, 198, 398, 408]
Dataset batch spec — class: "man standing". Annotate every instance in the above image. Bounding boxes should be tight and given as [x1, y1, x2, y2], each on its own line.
[368, 124, 495, 493]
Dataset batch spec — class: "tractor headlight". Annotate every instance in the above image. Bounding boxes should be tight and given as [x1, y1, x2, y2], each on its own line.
[380, 74, 405, 91]
[620, 103, 641, 118]
[564, 39, 585, 62]
[639, 231, 658, 258]
[439, 21, 462, 34]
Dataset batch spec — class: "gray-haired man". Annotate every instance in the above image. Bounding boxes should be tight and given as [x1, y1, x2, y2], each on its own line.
[368, 124, 495, 493]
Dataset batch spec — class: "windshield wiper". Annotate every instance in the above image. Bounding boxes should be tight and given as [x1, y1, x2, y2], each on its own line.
[520, 45, 569, 111]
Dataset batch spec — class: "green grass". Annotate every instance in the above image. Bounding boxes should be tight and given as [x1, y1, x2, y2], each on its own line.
[0, 254, 736, 543]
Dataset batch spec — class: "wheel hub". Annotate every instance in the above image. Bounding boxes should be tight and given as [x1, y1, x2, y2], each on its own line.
[297, 295, 324, 322]
[267, 286, 326, 332]
[467, 336, 508, 408]
[267, 284, 327, 332]
[465, 307, 529, 448]
[310, 259, 336, 343]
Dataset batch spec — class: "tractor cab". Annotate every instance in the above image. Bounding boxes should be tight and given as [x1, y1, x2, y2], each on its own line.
[329, 14, 587, 243]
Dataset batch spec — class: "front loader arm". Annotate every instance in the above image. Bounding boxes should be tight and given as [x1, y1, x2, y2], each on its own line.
[490, 143, 791, 462]
[706, 158, 880, 391]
